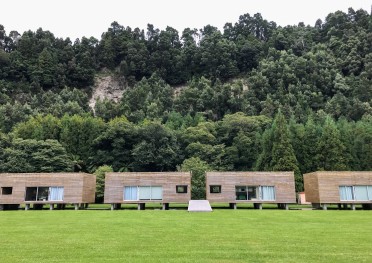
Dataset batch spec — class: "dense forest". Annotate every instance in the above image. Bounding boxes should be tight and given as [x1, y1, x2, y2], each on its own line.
[0, 7, 371, 195]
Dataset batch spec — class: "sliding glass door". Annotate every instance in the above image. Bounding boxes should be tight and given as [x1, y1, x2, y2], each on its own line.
[124, 186, 163, 201]
[235, 186, 275, 201]
[25, 186, 64, 201]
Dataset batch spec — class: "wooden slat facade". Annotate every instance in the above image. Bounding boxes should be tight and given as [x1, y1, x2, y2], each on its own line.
[303, 171, 372, 204]
[0, 173, 96, 205]
[104, 172, 191, 204]
[206, 171, 296, 205]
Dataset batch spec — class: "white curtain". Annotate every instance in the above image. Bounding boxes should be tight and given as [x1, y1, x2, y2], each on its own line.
[368, 186, 372, 201]
[49, 187, 64, 201]
[139, 186, 151, 200]
[260, 186, 275, 201]
[124, 186, 137, 200]
[151, 186, 163, 200]
[354, 186, 368, 201]
[339, 186, 353, 201]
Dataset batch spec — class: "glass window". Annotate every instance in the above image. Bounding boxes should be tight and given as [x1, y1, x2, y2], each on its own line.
[127, 186, 163, 201]
[176, 185, 188, 193]
[339, 186, 354, 201]
[124, 186, 138, 200]
[354, 186, 369, 201]
[139, 186, 151, 200]
[25, 187, 37, 201]
[210, 185, 221, 194]
[49, 187, 64, 201]
[25, 187, 62, 201]
[151, 186, 163, 200]
[260, 186, 275, 201]
[236, 186, 248, 200]
[235, 186, 273, 201]
[37, 187, 49, 201]
[368, 186, 372, 201]
[1, 187, 13, 195]
[247, 186, 258, 200]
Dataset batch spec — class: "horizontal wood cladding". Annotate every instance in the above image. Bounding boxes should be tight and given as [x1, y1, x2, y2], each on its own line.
[304, 171, 372, 204]
[0, 173, 96, 204]
[303, 172, 319, 203]
[104, 172, 191, 203]
[206, 171, 296, 203]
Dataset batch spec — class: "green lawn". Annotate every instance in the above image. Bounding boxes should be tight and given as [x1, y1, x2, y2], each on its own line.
[0, 208, 371, 263]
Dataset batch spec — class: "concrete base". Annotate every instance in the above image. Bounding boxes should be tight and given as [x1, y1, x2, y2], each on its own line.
[188, 200, 212, 212]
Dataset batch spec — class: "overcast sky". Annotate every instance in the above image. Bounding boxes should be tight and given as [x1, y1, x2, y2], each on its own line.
[1, 0, 371, 40]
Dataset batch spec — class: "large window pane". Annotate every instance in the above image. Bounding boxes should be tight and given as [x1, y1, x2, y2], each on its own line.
[339, 186, 354, 201]
[236, 186, 247, 200]
[247, 186, 258, 200]
[37, 187, 49, 201]
[261, 186, 275, 201]
[49, 187, 64, 201]
[25, 187, 37, 201]
[368, 186, 372, 201]
[151, 186, 163, 200]
[354, 186, 368, 201]
[139, 186, 151, 200]
[124, 186, 137, 200]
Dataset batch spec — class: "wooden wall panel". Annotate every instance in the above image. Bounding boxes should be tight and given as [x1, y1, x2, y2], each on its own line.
[206, 172, 296, 203]
[304, 171, 372, 204]
[104, 172, 191, 203]
[82, 174, 97, 203]
[303, 172, 320, 203]
[0, 173, 96, 204]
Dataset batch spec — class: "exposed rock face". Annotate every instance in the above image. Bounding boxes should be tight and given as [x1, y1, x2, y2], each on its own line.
[89, 74, 126, 111]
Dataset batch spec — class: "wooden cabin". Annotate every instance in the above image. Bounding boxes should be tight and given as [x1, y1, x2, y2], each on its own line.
[297, 192, 311, 205]
[104, 172, 191, 210]
[0, 173, 96, 210]
[303, 171, 372, 210]
[206, 171, 296, 209]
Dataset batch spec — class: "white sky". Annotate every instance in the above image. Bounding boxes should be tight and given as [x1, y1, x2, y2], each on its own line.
[1, 0, 371, 40]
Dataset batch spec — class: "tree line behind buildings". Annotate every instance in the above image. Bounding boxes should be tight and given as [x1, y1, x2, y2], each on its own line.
[0, 7, 371, 196]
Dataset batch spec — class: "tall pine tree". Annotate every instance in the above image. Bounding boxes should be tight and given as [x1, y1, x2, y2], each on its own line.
[316, 116, 348, 170]
[302, 116, 321, 173]
[256, 110, 302, 191]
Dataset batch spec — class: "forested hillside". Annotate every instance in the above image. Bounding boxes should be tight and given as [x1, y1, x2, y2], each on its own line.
[0, 8, 371, 192]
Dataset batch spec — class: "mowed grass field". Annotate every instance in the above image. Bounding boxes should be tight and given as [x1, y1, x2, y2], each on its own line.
[0, 206, 371, 263]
